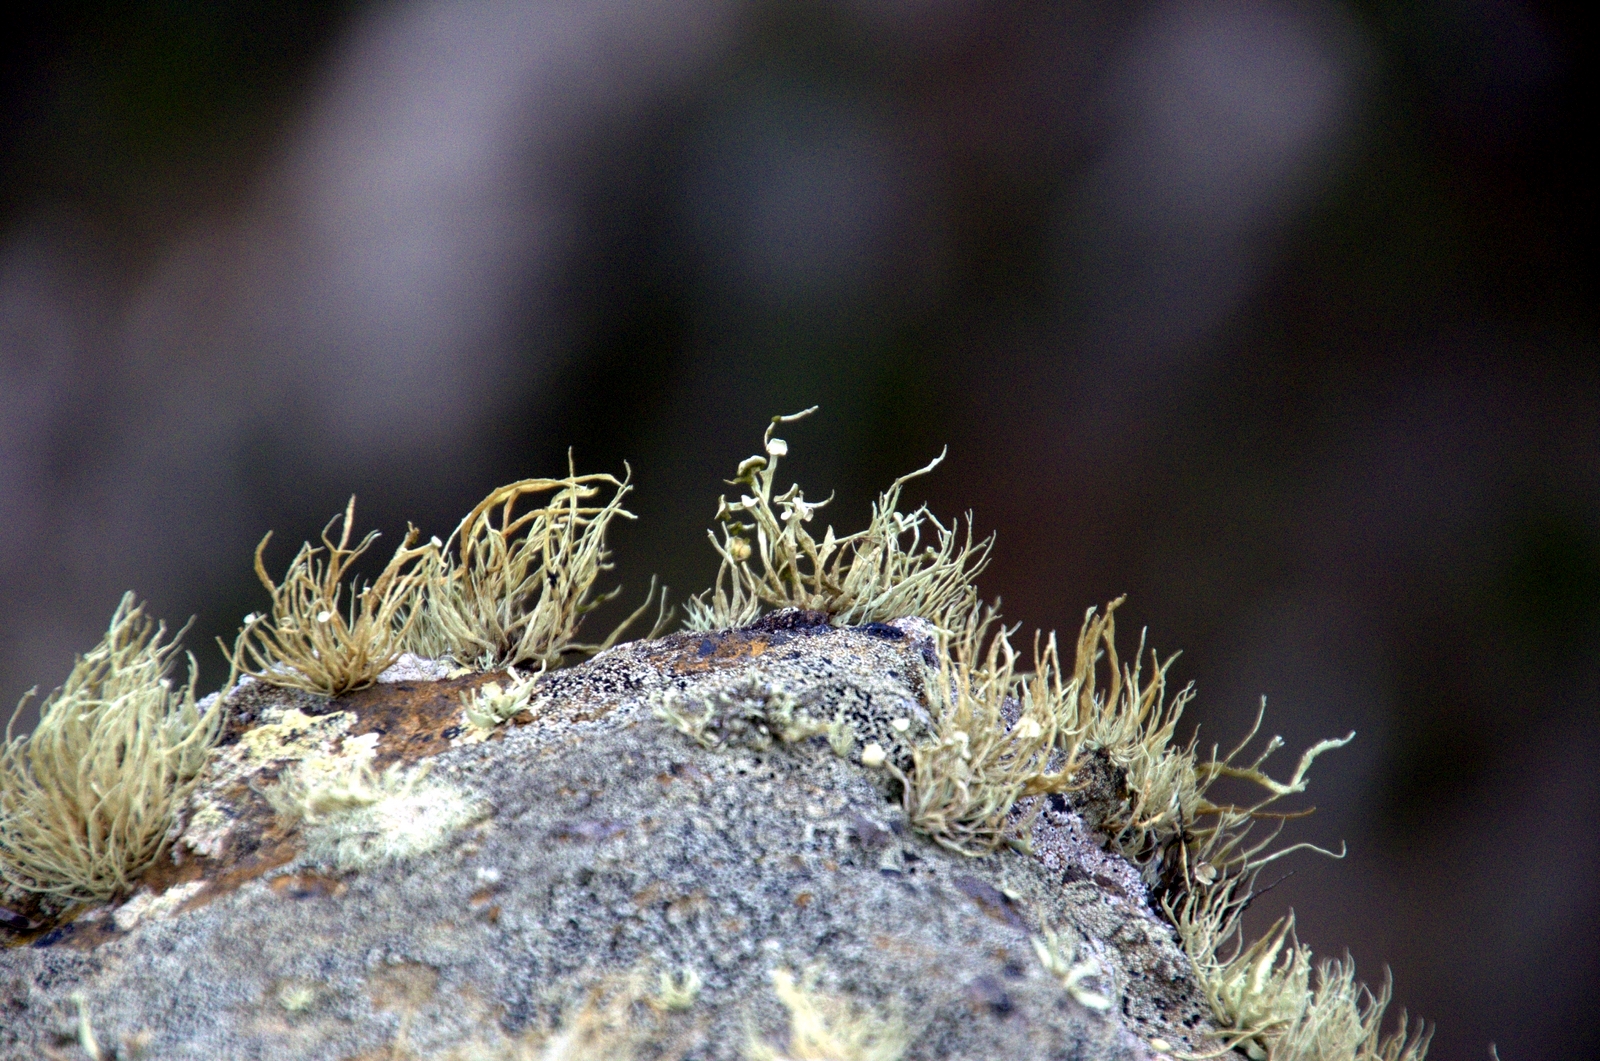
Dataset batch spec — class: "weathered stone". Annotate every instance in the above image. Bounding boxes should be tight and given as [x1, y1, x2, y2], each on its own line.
[0, 614, 1219, 1060]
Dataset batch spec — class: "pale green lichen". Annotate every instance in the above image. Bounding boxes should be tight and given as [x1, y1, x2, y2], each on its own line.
[1031, 927, 1115, 1012]
[1168, 898, 1430, 1061]
[180, 704, 359, 859]
[653, 676, 831, 753]
[264, 756, 485, 872]
[1042, 598, 1350, 903]
[1, 593, 221, 903]
[276, 982, 317, 1013]
[230, 470, 669, 697]
[226, 496, 433, 696]
[1053, 599, 1424, 1061]
[746, 968, 908, 1061]
[405, 465, 667, 671]
[891, 608, 1081, 857]
[650, 968, 703, 1014]
[437, 967, 695, 1061]
[685, 408, 990, 633]
[459, 668, 539, 735]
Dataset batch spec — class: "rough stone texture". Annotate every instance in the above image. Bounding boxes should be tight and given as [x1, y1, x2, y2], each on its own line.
[0, 613, 1219, 1060]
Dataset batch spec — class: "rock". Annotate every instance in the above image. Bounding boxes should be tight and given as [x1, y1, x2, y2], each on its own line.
[0, 614, 1219, 1060]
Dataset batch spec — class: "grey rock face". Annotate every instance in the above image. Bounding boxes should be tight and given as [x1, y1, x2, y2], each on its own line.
[1, 614, 1218, 1060]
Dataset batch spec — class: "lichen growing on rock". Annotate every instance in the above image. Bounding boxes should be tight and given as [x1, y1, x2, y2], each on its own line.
[684, 408, 991, 633]
[227, 496, 434, 696]
[0, 416, 1429, 1061]
[1, 593, 221, 905]
[404, 467, 666, 671]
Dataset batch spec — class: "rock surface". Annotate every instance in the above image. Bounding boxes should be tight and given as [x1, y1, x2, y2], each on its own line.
[0, 613, 1219, 1060]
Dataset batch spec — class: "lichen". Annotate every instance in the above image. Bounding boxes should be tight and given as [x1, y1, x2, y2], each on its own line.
[404, 464, 667, 670]
[0, 593, 221, 904]
[1032, 927, 1116, 1012]
[225, 496, 433, 696]
[458, 668, 539, 736]
[890, 609, 1081, 857]
[746, 967, 908, 1061]
[684, 408, 990, 633]
[264, 756, 485, 872]
[653, 675, 831, 753]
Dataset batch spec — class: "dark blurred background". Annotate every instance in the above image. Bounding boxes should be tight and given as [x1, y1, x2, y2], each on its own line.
[2, 1, 1594, 1056]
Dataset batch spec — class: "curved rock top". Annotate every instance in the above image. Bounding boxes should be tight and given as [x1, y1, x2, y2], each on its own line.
[0, 613, 1219, 1061]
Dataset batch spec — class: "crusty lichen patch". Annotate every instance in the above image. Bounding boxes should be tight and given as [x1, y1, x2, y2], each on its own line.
[180, 694, 364, 861]
[265, 757, 487, 872]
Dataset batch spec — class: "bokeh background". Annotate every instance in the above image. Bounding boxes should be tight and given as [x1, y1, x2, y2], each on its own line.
[2, 1, 1594, 1056]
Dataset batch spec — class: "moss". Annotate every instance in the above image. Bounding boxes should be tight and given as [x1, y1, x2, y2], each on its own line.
[0, 593, 222, 904]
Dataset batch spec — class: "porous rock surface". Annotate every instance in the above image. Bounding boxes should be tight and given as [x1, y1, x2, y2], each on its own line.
[1, 611, 1219, 1060]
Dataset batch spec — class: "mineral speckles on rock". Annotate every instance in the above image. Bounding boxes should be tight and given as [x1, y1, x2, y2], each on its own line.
[0, 616, 1218, 1061]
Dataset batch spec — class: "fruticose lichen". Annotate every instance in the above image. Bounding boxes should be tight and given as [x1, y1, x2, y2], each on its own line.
[404, 466, 667, 670]
[889, 607, 1080, 857]
[227, 496, 433, 696]
[666, 418, 1428, 1061]
[0, 593, 221, 904]
[228, 466, 668, 700]
[0, 411, 1430, 1061]
[747, 968, 909, 1061]
[458, 668, 539, 735]
[684, 408, 990, 634]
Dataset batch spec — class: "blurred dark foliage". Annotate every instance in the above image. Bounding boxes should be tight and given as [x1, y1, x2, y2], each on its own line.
[2, 2, 1595, 1058]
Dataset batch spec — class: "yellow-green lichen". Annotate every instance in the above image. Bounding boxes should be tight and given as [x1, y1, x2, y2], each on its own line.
[685, 408, 990, 634]
[1, 593, 222, 904]
[264, 756, 485, 872]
